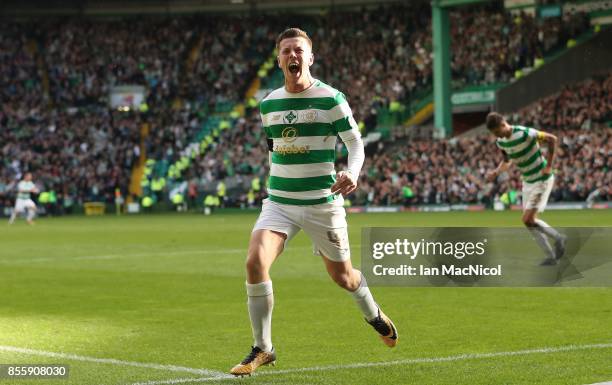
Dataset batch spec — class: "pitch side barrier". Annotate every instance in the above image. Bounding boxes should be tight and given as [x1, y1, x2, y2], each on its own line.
[5, 201, 607, 217]
[361, 227, 612, 287]
[346, 202, 612, 214]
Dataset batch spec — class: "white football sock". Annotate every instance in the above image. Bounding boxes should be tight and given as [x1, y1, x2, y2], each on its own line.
[528, 227, 555, 259]
[26, 208, 35, 222]
[534, 219, 563, 241]
[350, 271, 379, 321]
[246, 280, 273, 352]
[8, 210, 17, 224]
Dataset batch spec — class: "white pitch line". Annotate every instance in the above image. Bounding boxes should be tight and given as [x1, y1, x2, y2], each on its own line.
[0, 345, 228, 379]
[129, 342, 612, 385]
[131, 378, 217, 385]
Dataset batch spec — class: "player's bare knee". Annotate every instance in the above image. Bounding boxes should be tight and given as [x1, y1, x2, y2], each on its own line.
[522, 213, 536, 227]
[246, 249, 267, 274]
[245, 256, 262, 272]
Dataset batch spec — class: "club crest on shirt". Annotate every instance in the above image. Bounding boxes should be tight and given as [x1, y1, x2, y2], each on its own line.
[283, 110, 298, 124]
[300, 110, 317, 123]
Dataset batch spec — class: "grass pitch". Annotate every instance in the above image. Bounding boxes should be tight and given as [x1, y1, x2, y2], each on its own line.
[0, 210, 611, 385]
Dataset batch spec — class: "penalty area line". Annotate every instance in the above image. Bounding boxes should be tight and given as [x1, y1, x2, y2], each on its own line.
[129, 342, 612, 385]
[0, 345, 228, 379]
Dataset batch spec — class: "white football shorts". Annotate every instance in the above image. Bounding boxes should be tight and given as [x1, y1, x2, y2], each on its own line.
[14, 198, 36, 213]
[522, 175, 554, 213]
[252, 197, 350, 262]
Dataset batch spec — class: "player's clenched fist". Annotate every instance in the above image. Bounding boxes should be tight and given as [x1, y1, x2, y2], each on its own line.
[331, 170, 357, 196]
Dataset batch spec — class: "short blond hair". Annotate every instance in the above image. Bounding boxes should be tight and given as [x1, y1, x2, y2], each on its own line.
[275, 28, 312, 50]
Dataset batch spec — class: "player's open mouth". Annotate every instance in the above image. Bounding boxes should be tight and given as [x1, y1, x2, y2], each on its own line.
[288, 62, 299, 73]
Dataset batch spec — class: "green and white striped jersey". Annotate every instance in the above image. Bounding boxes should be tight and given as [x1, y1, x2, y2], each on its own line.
[17, 181, 35, 200]
[496, 125, 552, 183]
[260, 79, 360, 205]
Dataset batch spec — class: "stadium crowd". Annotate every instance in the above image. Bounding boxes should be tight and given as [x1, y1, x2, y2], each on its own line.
[0, 3, 606, 214]
[448, 7, 589, 87]
[355, 72, 611, 207]
[177, 69, 611, 209]
[353, 127, 610, 207]
[1, 107, 141, 212]
[310, 3, 589, 125]
[156, 3, 591, 157]
[183, 16, 281, 107]
[1, 16, 274, 210]
[164, 4, 595, 206]
[514, 71, 612, 131]
[43, 18, 191, 108]
[146, 16, 283, 165]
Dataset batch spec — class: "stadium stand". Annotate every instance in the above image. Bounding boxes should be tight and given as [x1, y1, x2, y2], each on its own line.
[358, 72, 611, 207]
[151, 3, 595, 207]
[0, 2, 608, 215]
[42, 18, 192, 108]
[308, 3, 589, 132]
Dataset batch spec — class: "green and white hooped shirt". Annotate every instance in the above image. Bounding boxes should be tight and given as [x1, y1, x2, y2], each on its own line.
[496, 125, 553, 184]
[17, 181, 35, 200]
[260, 79, 361, 205]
